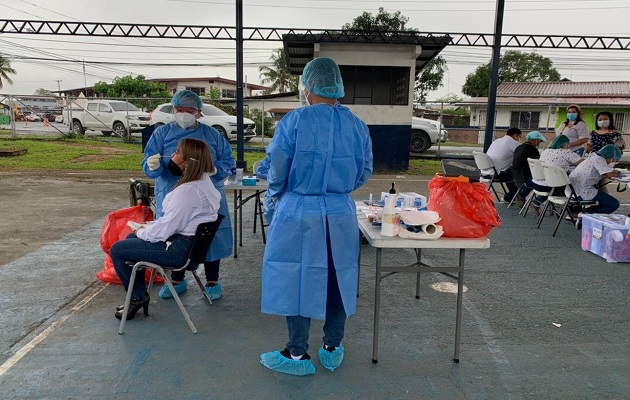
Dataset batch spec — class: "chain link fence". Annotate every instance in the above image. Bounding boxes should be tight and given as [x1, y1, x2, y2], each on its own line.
[3, 94, 629, 155]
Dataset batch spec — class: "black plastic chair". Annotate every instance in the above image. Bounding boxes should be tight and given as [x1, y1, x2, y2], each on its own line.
[118, 215, 225, 334]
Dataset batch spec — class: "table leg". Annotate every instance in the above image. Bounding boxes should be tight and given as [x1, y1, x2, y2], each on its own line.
[372, 248, 382, 364]
[233, 190, 238, 258]
[453, 249, 465, 363]
[357, 233, 362, 298]
[415, 249, 422, 299]
[238, 189, 243, 247]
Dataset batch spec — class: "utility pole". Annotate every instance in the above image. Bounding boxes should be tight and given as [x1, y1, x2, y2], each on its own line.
[483, 0, 505, 152]
[55, 80, 62, 92]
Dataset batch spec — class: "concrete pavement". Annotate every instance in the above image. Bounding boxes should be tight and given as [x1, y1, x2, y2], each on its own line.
[1, 172, 630, 399]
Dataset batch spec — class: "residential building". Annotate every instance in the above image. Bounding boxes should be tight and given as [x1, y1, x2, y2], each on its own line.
[146, 77, 267, 98]
[466, 81, 630, 144]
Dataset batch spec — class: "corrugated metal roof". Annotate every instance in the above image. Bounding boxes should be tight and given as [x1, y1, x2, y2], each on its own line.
[497, 81, 630, 97]
[464, 96, 630, 107]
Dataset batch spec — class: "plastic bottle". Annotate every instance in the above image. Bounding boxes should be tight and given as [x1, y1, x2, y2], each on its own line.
[228, 167, 238, 184]
[380, 193, 400, 237]
[389, 182, 396, 195]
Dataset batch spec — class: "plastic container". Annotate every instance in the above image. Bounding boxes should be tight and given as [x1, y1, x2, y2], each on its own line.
[581, 214, 630, 263]
[380, 193, 400, 237]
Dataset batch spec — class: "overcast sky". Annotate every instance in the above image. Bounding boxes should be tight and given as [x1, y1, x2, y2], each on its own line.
[1, 0, 629, 99]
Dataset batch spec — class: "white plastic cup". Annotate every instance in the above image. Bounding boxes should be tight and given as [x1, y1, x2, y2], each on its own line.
[236, 168, 244, 181]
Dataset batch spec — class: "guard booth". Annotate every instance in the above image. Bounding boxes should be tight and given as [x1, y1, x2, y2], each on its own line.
[283, 33, 450, 170]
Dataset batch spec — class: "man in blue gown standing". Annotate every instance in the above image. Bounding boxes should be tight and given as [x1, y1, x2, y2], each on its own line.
[260, 57, 373, 376]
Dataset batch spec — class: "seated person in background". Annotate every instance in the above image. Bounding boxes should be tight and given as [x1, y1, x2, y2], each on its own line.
[555, 104, 590, 156]
[537, 134, 584, 175]
[481, 127, 522, 202]
[530, 134, 584, 211]
[110, 138, 221, 321]
[512, 131, 547, 206]
[569, 144, 622, 215]
[584, 111, 625, 154]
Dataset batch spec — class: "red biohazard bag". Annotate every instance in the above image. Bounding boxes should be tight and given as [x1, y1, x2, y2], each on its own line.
[427, 177, 501, 238]
[97, 205, 163, 285]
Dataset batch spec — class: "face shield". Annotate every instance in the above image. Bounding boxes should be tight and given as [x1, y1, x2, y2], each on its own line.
[298, 81, 310, 107]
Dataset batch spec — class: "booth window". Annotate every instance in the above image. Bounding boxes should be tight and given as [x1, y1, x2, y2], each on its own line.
[510, 111, 540, 130]
[339, 66, 409, 106]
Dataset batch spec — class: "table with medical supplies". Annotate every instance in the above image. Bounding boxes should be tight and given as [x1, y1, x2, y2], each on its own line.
[356, 207, 490, 363]
[224, 178, 269, 258]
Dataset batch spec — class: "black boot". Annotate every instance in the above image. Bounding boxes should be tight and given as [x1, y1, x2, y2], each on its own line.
[115, 293, 150, 320]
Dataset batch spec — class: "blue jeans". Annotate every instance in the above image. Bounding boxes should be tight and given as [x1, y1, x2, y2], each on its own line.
[584, 191, 620, 214]
[483, 169, 518, 201]
[285, 229, 346, 357]
[518, 176, 551, 201]
[110, 233, 193, 299]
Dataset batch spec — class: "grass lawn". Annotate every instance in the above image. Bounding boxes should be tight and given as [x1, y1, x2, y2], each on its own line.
[0, 137, 442, 176]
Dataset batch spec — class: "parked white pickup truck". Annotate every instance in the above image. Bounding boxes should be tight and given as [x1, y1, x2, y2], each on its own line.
[410, 117, 448, 153]
[64, 100, 150, 136]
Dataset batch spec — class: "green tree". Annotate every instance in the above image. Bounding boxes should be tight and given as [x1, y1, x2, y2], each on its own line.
[34, 88, 54, 96]
[415, 57, 447, 103]
[244, 108, 275, 137]
[343, 8, 447, 102]
[462, 50, 561, 97]
[0, 53, 16, 89]
[342, 7, 409, 31]
[259, 49, 299, 94]
[93, 75, 171, 110]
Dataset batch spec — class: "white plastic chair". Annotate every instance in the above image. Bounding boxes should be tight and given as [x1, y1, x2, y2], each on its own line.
[472, 151, 509, 202]
[520, 158, 552, 218]
[537, 164, 596, 236]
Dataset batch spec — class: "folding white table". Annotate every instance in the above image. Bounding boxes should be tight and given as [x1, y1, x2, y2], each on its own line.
[357, 212, 490, 363]
[224, 179, 269, 258]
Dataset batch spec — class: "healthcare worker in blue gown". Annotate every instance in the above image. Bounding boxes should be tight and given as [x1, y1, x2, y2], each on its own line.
[259, 57, 373, 376]
[143, 90, 235, 301]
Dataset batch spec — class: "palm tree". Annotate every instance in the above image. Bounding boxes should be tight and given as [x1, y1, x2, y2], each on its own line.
[259, 49, 298, 94]
[0, 53, 16, 89]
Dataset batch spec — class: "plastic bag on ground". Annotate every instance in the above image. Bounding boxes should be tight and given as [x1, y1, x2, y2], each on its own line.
[97, 204, 162, 285]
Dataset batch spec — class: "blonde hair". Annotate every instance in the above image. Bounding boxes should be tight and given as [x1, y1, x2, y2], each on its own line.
[173, 138, 215, 189]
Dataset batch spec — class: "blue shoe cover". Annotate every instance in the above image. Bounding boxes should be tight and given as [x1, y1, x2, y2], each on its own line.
[260, 351, 315, 376]
[318, 344, 344, 371]
[204, 283, 222, 301]
[158, 280, 188, 299]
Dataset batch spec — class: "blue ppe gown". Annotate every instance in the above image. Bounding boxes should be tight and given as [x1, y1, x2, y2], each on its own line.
[261, 103, 373, 320]
[142, 122, 235, 261]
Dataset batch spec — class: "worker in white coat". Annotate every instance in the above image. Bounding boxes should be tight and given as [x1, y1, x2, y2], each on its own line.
[259, 57, 373, 376]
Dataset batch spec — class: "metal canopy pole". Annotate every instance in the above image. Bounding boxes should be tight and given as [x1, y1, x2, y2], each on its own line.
[483, 0, 505, 152]
[235, 0, 246, 170]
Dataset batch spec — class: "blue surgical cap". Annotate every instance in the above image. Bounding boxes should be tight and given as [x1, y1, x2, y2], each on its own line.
[301, 57, 345, 99]
[548, 134, 570, 149]
[172, 90, 203, 109]
[596, 144, 622, 160]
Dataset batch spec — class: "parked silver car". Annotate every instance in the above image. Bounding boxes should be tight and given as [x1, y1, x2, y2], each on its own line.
[149, 103, 256, 142]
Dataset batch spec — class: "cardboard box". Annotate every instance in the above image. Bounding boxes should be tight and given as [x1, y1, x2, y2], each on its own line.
[581, 214, 630, 263]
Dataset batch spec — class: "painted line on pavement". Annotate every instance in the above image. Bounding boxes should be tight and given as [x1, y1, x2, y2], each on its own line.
[0, 284, 108, 378]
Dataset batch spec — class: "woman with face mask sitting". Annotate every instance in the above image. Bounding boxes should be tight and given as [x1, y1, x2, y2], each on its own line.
[111, 138, 221, 320]
[555, 104, 590, 156]
[143, 90, 235, 302]
[568, 144, 622, 215]
[584, 111, 625, 154]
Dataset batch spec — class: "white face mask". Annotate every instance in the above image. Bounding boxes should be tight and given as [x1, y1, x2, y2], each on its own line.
[174, 112, 196, 129]
[597, 120, 610, 129]
[300, 89, 310, 107]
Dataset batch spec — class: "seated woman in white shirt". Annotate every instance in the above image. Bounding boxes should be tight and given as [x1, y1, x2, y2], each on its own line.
[568, 144, 622, 215]
[110, 138, 221, 321]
